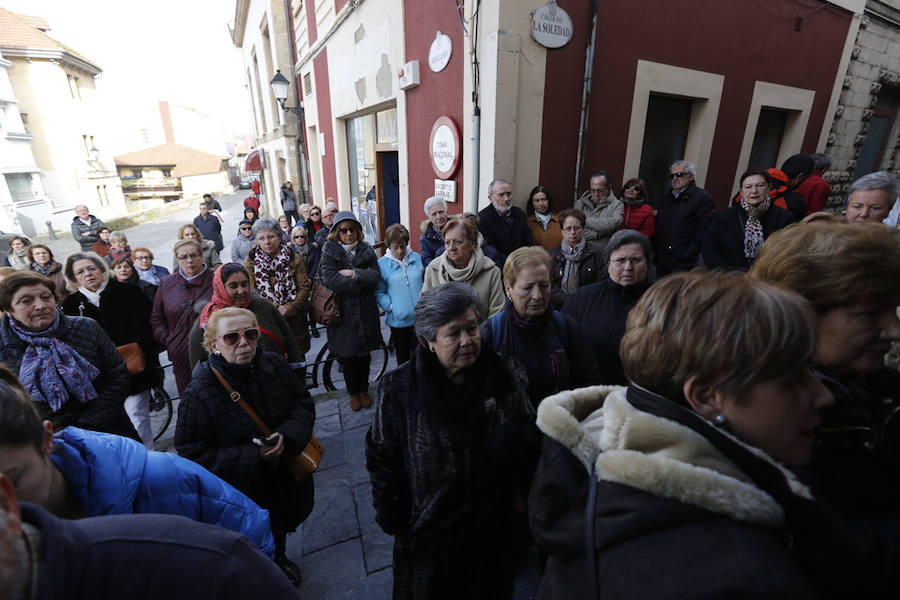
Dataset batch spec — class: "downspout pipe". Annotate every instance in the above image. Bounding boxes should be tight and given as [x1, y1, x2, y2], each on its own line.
[284, 0, 310, 205]
[573, 0, 599, 202]
[471, 105, 481, 213]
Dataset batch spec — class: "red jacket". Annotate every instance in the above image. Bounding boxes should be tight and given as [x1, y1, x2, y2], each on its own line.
[622, 202, 655, 238]
[243, 196, 261, 212]
[794, 172, 831, 215]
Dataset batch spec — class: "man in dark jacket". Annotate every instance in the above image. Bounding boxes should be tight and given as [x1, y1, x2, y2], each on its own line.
[314, 201, 338, 247]
[0, 474, 299, 599]
[653, 160, 714, 276]
[70, 205, 106, 252]
[193, 202, 224, 252]
[478, 179, 534, 268]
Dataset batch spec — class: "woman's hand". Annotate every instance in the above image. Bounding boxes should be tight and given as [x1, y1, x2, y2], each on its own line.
[277, 305, 288, 317]
[259, 432, 284, 461]
[339, 269, 354, 278]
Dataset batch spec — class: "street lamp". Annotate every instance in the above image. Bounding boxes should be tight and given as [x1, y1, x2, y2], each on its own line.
[269, 69, 309, 205]
[270, 70, 303, 117]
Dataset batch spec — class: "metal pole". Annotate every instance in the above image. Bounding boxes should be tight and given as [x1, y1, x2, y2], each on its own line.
[471, 106, 481, 213]
[574, 1, 599, 202]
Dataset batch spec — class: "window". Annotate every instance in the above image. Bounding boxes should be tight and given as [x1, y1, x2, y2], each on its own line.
[303, 72, 313, 97]
[67, 75, 82, 100]
[96, 185, 109, 207]
[855, 90, 900, 179]
[161, 169, 171, 178]
[638, 95, 693, 207]
[82, 134, 95, 159]
[748, 108, 789, 169]
[376, 108, 398, 146]
[4, 174, 34, 203]
[20, 112, 29, 133]
[346, 114, 379, 241]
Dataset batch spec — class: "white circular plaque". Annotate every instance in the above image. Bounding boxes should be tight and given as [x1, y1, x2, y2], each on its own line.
[429, 116, 461, 179]
[532, 1, 573, 49]
[428, 31, 453, 73]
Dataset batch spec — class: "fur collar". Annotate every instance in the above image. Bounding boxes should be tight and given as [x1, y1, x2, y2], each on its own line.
[536, 386, 812, 528]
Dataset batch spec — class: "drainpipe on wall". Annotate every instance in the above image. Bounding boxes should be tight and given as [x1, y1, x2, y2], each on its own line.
[573, 0, 599, 202]
[284, 0, 311, 205]
[471, 105, 481, 213]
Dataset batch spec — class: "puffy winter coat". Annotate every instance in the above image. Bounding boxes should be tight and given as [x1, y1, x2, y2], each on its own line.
[51, 426, 275, 556]
[320, 240, 384, 358]
[375, 250, 424, 328]
[621, 201, 655, 237]
[574, 191, 624, 248]
[418, 221, 445, 267]
[71, 214, 106, 252]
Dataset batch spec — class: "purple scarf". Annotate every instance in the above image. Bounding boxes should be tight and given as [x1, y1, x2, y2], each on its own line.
[10, 311, 100, 411]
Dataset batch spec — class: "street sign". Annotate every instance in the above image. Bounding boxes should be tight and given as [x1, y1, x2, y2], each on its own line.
[532, 1, 573, 49]
[434, 179, 457, 202]
[429, 116, 461, 179]
[428, 31, 452, 73]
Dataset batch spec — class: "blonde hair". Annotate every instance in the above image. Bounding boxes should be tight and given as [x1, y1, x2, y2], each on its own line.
[621, 271, 817, 403]
[203, 307, 259, 351]
[173, 239, 202, 259]
[177, 223, 204, 242]
[503, 246, 552, 288]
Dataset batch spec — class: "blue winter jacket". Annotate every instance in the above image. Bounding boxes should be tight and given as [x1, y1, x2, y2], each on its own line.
[375, 250, 424, 328]
[51, 427, 275, 556]
[419, 223, 445, 267]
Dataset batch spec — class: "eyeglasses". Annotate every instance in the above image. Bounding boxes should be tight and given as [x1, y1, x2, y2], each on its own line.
[220, 328, 260, 346]
[176, 253, 201, 261]
[669, 172, 691, 179]
[624, 185, 641, 192]
[338, 227, 355, 234]
[293, 235, 306, 240]
[134, 255, 151, 261]
[310, 212, 320, 216]
[610, 257, 645, 267]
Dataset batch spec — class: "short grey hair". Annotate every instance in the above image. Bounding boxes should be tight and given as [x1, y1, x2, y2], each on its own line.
[848, 171, 897, 199]
[669, 160, 696, 176]
[423, 196, 447, 215]
[812, 152, 832, 172]
[487, 178, 511, 196]
[63, 251, 109, 289]
[109, 231, 127, 244]
[603, 229, 654, 265]
[252, 216, 281, 237]
[414, 282, 482, 346]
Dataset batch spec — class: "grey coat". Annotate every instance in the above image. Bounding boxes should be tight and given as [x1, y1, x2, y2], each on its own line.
[320, 240, 383, 358]
[231, 233, 255, 263]
[71, 215, 106, 252]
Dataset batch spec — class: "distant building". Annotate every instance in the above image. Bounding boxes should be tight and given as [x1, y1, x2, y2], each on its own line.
[0, 8, 125, 234]
[114, 142, 232, 210]
[0, 48, 34, 234]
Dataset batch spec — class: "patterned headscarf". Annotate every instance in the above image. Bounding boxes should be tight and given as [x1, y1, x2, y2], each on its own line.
[199, 264, 251, 327]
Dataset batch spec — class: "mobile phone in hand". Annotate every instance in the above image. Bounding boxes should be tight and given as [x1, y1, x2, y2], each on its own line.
[252, 436, 277, 447]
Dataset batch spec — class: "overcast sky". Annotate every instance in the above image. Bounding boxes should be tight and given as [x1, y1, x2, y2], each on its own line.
[1, 0, 253, 151]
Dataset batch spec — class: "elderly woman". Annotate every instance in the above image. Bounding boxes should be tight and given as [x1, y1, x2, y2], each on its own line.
[61, 252, 160, 448]
[525, 271, 900, 598]
[151, 239, 214, 395]
[290, 225, 320, 278]
[175, 306, 316, 585]
[131, 246, 169, 286]
[620, 177, 655, 237]
[105, 231, 132, 263]
[750, 221, 900, 517]
[0, 369, 275, 555]
[298, 203, 311, 225]
[422, 216, 504, 320]
[244, 217, 311, 355]
[277, 215, 292, 243]
[173, 223, 222, 271]
[702, 168, 794, 271]
[6, 236, 31, 270]
[527, 186, 562, 250]
[419, 196, 449, 267]
[110, 256, 158, 303]
[845, 170, 896, 224]
[320, 211, 383, 411]
[549, 208, 605, 308]
[561, 229, 651, 385]
[91, 227, 111, 258]
[375, 224, 424, 366]
[188, 263, 300, 368]
[0, 271, 136, 438]
[481, 247, 599, 408]
[27, 244, 68, 302]
[231, 219, 256, 263]
[366, 283, 540, 599]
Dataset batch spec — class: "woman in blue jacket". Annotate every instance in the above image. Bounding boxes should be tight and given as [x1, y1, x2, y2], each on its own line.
[375, 224, 424, 366]
[0, 366, 275, 556]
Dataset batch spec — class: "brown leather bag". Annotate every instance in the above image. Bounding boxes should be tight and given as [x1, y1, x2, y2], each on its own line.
[210, 366, 323, 481]
[309, 265, 341, 326]
[116, 342, 146, 375]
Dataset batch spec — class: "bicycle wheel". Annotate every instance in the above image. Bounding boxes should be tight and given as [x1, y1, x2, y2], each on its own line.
[321, 345, 390, 391]
[149, 386, 174, 443]
[320, 349, 339, 392]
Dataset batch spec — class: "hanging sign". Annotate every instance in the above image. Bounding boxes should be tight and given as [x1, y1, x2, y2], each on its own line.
[532, 1, 573, 49]
[428, 31, 453, 72]
[429, 116, 461, 179]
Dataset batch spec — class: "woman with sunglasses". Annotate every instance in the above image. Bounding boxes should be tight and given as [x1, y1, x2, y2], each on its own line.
[176, 306, 316, 586]
[620, 178, 655, 237]
[289, 225, 320, 278]
[320, 211, 383, 411]
[244, 217, 311, 355]
[231, 219, 256, 263]
[304, 205, 323, 242]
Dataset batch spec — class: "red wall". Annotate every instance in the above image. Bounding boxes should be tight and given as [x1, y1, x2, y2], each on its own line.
[335, 0, 348, 12]
[305, 0, 318, 44]
[403, 1, 465, 249]
[314, 48, 338, 202]
[540, 0, 852, 209]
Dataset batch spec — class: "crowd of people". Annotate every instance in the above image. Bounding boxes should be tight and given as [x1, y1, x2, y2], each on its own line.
[0, 154, 899, 598]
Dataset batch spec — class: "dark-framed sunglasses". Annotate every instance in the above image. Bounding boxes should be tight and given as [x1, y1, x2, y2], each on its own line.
[669, 171, 691, 179]
[221, 328, 260, 346]
[624, 184, 642, 192]
[338, 227, 355, 234]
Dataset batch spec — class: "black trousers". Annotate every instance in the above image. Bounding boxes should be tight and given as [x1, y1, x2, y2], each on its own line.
[390, 326, 416, 366]
[338, 355, 371, 394]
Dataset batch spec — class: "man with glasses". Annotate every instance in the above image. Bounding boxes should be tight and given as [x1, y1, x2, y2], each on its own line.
[231, 219, 256, 263]
[574, 170, 624, 248]
[654, 160, 714, 277]
[315, 201, 339, 247]
[477, 178, 534, 268]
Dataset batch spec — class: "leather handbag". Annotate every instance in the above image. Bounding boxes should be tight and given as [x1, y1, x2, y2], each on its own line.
[309, 264, 341, 326]
[210, 366, 323, 481]
[116, 342, 147, 375]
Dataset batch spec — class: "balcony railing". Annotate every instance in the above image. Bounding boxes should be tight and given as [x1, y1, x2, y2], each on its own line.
[120, 177, 182, 192]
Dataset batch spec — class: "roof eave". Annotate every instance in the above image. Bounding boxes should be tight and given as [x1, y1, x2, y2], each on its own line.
[0, 46, 101, 76]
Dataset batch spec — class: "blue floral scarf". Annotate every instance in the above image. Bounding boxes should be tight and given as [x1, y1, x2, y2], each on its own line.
[10, 311, 100, 411]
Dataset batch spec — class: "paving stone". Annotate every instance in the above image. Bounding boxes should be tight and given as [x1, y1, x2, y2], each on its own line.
[315, 433, 347, 472]
[301, 465, 359, 555]
[313, 413, 342, 438]
[364, 566, 393, 599]
[315, 396, 340, 418]
[344, 424, 373, 487]
[352, 483, 393, 574]
[338, 394, 376, 431]
[298, 539, 369, 599]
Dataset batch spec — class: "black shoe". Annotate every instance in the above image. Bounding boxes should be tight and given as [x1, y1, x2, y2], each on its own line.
[275, 554, 302, 587]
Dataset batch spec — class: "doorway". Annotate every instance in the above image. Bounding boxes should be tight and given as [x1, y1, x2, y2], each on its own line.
[638, 94, 692, 207]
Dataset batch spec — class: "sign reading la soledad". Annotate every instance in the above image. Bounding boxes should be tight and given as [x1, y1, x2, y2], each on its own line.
[532, 0, 573, 49]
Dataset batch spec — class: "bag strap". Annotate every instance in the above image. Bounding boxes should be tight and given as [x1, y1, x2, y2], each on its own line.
[209, 366, 272, 437]
[258, 325, 287, 359]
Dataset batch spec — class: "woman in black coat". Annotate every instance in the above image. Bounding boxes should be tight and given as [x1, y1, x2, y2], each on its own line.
[175, 306, 315, 586]
[548, 208, 605, 309]
[320, 211, 383, 411]
[702, 168, 794, 271]
[61, 252, 161, 448]
[366, 283, 540, 599]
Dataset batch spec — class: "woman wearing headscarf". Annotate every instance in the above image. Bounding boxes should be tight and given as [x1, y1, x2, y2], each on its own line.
[702, 168, 793, 272]
[188, 263, 300, 368]
[27, 244, 69, 303]
[6, 236, 31, 270]
[0, 271, 136, 439]
[548, 208, 605, 309]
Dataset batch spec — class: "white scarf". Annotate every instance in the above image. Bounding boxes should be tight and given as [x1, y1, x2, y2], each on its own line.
[78, 280, 107, 307]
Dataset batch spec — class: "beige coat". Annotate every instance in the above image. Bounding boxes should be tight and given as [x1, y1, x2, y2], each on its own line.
[422, 247, 505, 320]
